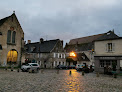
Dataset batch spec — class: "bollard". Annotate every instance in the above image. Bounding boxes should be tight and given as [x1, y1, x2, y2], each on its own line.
[5, 66, 7, 70]
[96, 72, 99, 77]
[113, 74, 117, 78]
[82, 71, 84, 76]
[29, 69, 32, 73]
[57, 70, 59, 74]
[17, 68, 19, 72]
[69, 70, 72, 75]
[41, 69, 44, 74]
[11, 66, 13, 71]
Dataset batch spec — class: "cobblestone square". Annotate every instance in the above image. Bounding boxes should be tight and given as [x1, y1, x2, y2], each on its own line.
[0, 69, 122, 92]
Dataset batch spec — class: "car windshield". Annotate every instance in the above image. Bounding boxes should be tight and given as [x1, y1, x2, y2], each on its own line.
[31, 64, 38, 66]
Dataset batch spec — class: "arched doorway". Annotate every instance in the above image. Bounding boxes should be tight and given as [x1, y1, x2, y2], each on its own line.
[7, 49, 18, 64]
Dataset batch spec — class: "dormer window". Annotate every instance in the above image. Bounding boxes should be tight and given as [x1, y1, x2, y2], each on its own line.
[31, 47, 35, 52]
[107, 32, 110, 35]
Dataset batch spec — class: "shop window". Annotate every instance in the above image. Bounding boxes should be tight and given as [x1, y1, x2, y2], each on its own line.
[100, 60, 105, 67]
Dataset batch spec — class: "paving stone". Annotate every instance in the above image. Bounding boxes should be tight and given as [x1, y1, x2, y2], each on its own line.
[0, 69, 122, 92]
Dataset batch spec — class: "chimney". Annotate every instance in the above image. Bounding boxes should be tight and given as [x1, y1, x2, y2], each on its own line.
[24, 41, 26, 45]
[40, 38, 44, 43]
[28, 40, 31, 44]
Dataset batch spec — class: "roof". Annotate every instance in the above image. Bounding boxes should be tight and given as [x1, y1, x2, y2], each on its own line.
[94, 31, 120, 41]
[0, 15, 11, 27]
[0, 13, 24, 34]
[65, 31, 119, 52]
[69, 33, 104, 45]
[25, 39, 59, 53]
[65, 42, 93, 52]
[77, 52, 90, 61]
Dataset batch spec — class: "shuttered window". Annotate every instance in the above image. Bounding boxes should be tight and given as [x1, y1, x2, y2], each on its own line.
[106, 43, 115, 52]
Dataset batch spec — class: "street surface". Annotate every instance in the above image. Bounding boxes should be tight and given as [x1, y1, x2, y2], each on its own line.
[0, 69, 122, 92]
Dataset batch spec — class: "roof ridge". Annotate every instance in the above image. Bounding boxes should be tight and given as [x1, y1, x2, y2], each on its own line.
[70, 33, 105, 41]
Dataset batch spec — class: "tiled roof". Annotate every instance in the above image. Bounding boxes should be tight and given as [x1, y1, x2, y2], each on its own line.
[25, 39, 59, 53]
[95, 31, 119, 41]
[69, 33, 104, 45]
[65, 43, 93, 52]
[77, 53, 90, 61]
[0, 15, 10, 27]
[65, 31, 119, 52]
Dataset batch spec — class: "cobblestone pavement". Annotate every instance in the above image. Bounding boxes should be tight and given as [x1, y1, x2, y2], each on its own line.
[0, 69, 122, 92]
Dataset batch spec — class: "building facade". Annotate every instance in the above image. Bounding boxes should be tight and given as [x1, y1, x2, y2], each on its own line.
[65, 30, 119, 66]
[0, 12, 24, 66]
[25, 39, 66, 68]
[94, 37, 122, 73]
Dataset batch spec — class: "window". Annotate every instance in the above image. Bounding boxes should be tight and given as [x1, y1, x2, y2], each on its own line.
[12, 31, 16, 43]
[7, 30, 11, 43]
[100, 60, 117, 67]
[106, 43, 115, 52]
[54, 53, 56, 58]
[108, 43, 112, 52]
[55, 53, 58, 58]
[100, 60, 105, 67]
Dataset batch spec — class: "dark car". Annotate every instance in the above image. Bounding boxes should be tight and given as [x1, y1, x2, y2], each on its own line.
[56, 65, 67, 69]
[67, 65, 76, 69]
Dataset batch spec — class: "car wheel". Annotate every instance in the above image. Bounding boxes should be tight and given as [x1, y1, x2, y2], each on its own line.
[21, 69, 25, 72]
[27, 68, 30, 72]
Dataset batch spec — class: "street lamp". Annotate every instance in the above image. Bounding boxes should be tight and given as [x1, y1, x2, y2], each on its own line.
[69, 51, 76, 57]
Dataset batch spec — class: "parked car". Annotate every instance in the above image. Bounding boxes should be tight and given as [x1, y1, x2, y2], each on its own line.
[67, 65, 76, 69]
[21, 63, 40, 72]
[76, 64, 85, 71]
[55, 65, 67, 69]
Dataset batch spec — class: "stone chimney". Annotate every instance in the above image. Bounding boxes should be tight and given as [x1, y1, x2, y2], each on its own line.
[28, 40, 31, 44]
[40, 38, 44, 43]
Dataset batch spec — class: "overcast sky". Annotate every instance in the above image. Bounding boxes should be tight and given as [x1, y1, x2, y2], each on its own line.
[0, 0, 122, 45]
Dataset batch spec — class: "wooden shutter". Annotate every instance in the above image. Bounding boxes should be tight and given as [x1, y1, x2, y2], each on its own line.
[112, 43, 115, 52]
[106, 44, 108, 52]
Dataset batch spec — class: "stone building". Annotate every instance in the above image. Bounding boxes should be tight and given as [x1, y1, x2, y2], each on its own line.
[0, 12, 24, 66]
[94, 35, 122, 73]
[25, 39, 66, 68]
[65, 30, 119, 66]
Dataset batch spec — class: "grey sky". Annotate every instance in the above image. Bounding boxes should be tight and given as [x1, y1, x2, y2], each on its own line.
[0, 0, 122, 44]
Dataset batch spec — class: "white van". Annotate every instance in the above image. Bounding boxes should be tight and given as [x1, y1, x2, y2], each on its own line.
[76, 64, 85, 71]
